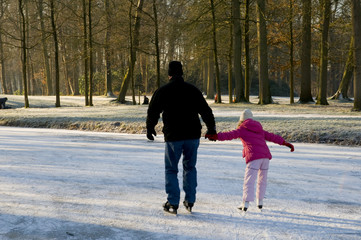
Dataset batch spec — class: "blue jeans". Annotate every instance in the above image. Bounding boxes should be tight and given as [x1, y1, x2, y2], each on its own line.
[164, 139, 200, 206]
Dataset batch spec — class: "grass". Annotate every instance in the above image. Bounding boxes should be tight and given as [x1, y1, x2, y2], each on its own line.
[0, 94, 360, 146]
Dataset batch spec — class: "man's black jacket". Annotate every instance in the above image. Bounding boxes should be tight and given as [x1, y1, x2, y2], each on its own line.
[146, 76, 216, 142]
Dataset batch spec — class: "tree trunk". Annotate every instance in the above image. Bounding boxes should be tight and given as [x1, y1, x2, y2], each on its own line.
[88, 0, 93, 106]
[19, 0, 29, 108]
[352, 0, 361, 111]
[153, 0, 160, 89]
[228, 16, 233, 103]
[203, 58, 208, 94]
[105, 0, 113, 97]
[0, 0, 6, 94]
[50, 0, 60, 107]
[257, 0, 272, 104]
[129, 1, 136, 105]
[299, 0, 314, 103]
[289, 0, 294, 104]
[244, 0, 250, 102]
[210, 0, 221, 103]
[82, 0, 89, 105]
[317, 0, 331, 105]
[330, 37, 354, 100]
[37, 0, 52, 96]
[232, 0, 246, 102]
[117, 0, 144, 103]
[139, 54, 148, 93]
[0, 27, 6, 94]
[207, 51, 215, 99]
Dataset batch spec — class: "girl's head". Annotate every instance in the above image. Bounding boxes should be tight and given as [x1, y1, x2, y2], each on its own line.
[238, 109, 253, 126]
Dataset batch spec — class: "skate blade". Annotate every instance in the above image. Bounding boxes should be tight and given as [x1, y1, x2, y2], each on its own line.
[163, 209, 177, 215]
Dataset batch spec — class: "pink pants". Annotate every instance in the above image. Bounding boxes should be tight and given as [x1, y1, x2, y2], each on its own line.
[242, 158, 269, 202]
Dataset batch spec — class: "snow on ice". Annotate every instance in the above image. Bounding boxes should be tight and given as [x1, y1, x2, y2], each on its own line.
[0, 126, 360, 239]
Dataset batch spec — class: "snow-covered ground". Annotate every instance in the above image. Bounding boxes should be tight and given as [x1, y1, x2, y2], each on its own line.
[0, 126, 360, 240]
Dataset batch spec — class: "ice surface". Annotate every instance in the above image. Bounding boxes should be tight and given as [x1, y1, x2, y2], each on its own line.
[0, 126, 360, 239]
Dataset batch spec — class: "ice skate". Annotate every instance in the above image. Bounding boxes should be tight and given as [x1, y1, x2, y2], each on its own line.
[163, 201, 178, 215]
[183, 200, 194, 213]
[238, 201, 249, 212]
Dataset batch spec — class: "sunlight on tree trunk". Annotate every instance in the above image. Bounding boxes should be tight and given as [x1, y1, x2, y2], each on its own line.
[117, 0, 144, 104]
[330, 37, 354, 101]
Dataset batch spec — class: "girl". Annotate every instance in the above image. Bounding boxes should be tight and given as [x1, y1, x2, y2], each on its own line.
[206, 109, 294, 211]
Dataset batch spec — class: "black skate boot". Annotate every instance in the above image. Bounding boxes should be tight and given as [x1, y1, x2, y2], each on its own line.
[183, 200, 194, 213]
[163, 201, 178, 215]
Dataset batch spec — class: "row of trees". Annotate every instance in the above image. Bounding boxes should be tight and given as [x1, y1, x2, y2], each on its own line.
[0, 0, 360, 110]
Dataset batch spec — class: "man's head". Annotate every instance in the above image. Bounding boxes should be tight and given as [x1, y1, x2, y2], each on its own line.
[168, 61, 183, 77]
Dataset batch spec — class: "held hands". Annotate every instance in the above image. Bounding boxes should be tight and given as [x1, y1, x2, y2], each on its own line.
[205, 134, 218, 141]
[205, 129, 218, 141]
[283, 141, 294, 152]
[147, 128, 157, 141]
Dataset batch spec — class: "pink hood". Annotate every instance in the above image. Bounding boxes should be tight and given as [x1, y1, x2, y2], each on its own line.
[217, 119, 285, 163]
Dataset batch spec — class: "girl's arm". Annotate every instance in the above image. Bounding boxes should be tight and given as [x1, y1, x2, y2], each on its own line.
[264, 130, 285, 145]
[264, 130, 294, 151]
[217, 128, 243, 141]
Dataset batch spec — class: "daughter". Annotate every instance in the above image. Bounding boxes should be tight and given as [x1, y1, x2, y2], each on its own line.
[206, 109, 294, 211]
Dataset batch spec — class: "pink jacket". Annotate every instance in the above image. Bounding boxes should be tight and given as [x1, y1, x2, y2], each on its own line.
[217, 119, 285, 163]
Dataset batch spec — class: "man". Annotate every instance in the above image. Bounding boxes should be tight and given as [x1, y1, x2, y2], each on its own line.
[146, 61, 216, 214]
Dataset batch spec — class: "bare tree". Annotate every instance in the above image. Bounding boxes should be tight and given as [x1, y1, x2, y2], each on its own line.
[244, 0, 250, 102]
[330, 37, 354, 100]
[117, 0, 144, 103]
[88, 0, 93, 106]
[82, 0, 89, 106]
[104, 0, 113, 97]
[352, 0, 361, 111]
[0, 0, 8, 94]
[257, 0, 272, 104]
[289, 0, 294, 104]
[207, 50, 215, 99]
[210, 0, 221, 103]
[232, 0, 246, 103]
[37, 0, 52, 96]
[153, 0, 160, 89]
[19, 0, 29, 107]
[317, 0, 331, 105]
[50, 0, 60, 107]
[299, 0, 313, 103]
[228, 16, 233, 103]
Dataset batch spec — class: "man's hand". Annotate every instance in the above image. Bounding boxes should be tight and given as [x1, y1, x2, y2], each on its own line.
[147, 128, 157, 141]
[205, 133, 218, 141]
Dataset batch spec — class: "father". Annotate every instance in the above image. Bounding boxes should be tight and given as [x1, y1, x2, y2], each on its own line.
[146, 61, 216, 214]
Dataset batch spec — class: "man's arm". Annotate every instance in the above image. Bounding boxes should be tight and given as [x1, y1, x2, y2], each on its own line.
[146, 90, 162, 140]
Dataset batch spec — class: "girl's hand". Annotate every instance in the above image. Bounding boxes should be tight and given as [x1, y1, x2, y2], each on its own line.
[205, 133, 218, 141]
[283, 141, 294, 152]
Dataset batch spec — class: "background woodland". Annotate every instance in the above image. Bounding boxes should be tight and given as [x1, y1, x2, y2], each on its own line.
[0, 0, 361, 110]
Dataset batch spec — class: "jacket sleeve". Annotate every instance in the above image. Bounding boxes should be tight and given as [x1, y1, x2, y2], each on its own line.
[264, 130, 285, 145]
[197, 92, 216, 133]
[146, 89, 162, 130]
[217, 128, 242, 141]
